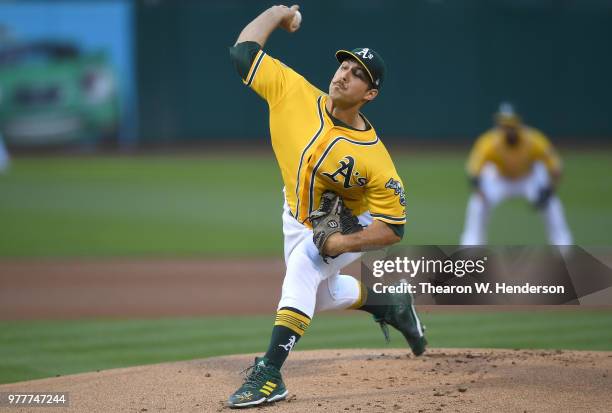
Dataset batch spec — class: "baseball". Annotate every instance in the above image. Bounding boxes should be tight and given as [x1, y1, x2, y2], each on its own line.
[292, 10, 302, 29]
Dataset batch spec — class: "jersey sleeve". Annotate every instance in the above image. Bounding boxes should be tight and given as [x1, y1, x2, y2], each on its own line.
[466, 132, 493, 177]
[229, 41, 261, 80]
[386, 223, 405, 239]
[233, 44, 304, 108]
[531, 130, 561, 174]
[365, 165, 407, 225]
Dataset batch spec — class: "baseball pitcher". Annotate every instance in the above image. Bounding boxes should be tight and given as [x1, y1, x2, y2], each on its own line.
[227, 5, 426, 408]
[460, 102, 573, 245]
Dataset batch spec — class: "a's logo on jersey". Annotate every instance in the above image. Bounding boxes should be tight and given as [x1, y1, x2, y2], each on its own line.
[385, 178, 406, 206]
[322, 156, 367, 188]
[355, 48, 373, 60]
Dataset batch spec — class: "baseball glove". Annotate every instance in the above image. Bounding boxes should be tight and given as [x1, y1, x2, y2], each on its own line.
[534, 186, 554, 210]
[309, 191, 363, 262]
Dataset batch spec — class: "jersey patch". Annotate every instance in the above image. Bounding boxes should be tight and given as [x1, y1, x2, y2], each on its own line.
[322, 156, 367, 188]
[385, 178, 406, 206]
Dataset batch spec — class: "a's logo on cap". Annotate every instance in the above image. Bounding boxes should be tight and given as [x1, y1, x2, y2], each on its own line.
[355, 48, 373, 60]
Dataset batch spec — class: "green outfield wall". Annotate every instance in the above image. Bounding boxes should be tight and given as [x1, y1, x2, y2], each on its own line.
[136, 0, 612, 141]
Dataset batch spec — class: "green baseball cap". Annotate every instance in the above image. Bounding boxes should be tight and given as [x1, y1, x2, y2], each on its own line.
[335, 47, 386, 89]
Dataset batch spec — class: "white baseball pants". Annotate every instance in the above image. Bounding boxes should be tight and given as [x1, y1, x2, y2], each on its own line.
[460, 162, 573, 246]
[278, 191, 373, 318]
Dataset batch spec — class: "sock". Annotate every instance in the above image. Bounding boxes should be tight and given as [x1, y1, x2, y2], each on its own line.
[355, 285, 390, 319]
[263, 307, 311, 369]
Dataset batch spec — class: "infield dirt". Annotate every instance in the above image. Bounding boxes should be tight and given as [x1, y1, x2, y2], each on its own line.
[1, 348, 611, 412]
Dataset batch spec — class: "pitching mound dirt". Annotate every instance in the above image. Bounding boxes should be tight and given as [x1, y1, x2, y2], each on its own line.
[1, 348, 611, 412]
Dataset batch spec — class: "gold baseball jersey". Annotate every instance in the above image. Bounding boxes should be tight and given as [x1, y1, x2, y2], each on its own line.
[466, 127, 561, 180]
[242, 48, 406, 227]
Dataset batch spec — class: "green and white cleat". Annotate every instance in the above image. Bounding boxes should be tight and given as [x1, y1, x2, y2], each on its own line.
[228, 357, 288, 408]
[374, 281, 427, 356]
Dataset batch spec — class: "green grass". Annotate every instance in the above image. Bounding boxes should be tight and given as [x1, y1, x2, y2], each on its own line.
[0, 156, 284, 256]
[1, 310, 611, 384]
[0, 151, 610, 256]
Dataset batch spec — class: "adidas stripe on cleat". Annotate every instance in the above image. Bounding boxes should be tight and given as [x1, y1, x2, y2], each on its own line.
[228, 357, 288, 408]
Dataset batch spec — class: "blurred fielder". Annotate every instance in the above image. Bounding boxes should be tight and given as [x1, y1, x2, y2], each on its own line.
[460, 103, 572, 245]
[0, 132, 9, 172]
[228, 4, 425, 408]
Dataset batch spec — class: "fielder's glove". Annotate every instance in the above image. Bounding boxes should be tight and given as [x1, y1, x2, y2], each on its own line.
[468, 175, 480, 190]
[534, 186, 554, 210]
[309, 191, 363, 262]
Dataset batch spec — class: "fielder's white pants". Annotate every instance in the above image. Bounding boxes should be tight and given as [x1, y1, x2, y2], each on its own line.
[460, 162, 573, 246]
[278, 191, 373, 318]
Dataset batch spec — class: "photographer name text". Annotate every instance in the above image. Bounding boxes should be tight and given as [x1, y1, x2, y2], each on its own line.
[373, 281, 565, 295]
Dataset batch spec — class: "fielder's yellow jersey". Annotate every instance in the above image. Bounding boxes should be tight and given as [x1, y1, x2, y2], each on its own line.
[466, 127, 561, 180]
[243, 49, 406, 227]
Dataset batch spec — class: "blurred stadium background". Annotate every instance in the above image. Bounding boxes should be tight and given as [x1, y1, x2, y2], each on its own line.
[0, 0, 611, 384]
